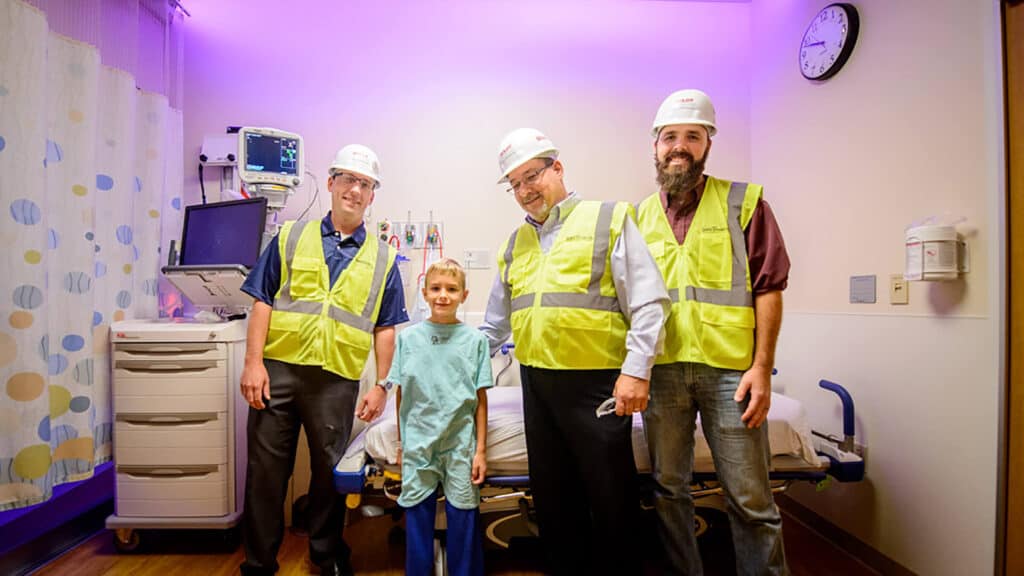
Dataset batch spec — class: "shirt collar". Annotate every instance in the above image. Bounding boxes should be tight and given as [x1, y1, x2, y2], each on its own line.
[526, 191, 580, 229]
[321, 212, 366, 245]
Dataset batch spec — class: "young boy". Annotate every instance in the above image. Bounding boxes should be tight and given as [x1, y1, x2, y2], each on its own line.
[386, 258, 492, 576]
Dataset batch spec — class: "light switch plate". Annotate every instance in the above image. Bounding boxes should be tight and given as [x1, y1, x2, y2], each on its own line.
[889, 274, 908, 305]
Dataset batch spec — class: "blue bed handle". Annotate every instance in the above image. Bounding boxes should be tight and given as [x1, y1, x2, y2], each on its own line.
[500, 342, 515, 355]
[818, 379, 855, 439]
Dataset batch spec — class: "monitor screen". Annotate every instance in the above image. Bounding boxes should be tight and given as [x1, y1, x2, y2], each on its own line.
[179, 197, 268, 268]
[244, 132, 300, 176]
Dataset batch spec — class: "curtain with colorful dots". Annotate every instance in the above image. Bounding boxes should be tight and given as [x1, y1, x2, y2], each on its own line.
[0, 0, 184, 510]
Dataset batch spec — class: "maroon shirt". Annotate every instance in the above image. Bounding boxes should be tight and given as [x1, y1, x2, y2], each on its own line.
[659, 176, 790, 294]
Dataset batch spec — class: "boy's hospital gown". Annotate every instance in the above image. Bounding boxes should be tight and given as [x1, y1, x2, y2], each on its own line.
[387, 320, 493, 509]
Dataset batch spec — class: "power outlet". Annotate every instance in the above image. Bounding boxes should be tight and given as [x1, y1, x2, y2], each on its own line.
[889, 274, 909, 305]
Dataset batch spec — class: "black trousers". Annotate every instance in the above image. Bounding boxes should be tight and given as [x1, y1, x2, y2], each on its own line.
[240, 359, 358, 574]
[521, 365, 641, 576]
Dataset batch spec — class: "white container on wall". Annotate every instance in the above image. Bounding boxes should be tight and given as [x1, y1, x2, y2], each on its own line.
[905, 224, 968, 281]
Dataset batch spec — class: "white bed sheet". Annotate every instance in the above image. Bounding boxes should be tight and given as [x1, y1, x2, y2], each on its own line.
[340, 385, 821, 476]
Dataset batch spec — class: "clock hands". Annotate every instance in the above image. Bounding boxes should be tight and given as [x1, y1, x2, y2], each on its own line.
[803, 40, 826, 49]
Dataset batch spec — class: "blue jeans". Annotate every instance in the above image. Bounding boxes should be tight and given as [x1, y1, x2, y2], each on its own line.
[642, 362, 788, 576]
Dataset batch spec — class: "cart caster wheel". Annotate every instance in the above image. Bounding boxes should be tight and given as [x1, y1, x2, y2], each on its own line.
[113, 529, 141, 553]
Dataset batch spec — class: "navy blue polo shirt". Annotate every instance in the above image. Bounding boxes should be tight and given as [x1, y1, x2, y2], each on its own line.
[241, 213, 409, 327]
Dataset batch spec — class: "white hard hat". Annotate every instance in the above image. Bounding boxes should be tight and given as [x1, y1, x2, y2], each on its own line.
[496, 128, 559, 183]
[329, 144, 381, 187]
[651, 89, 717, 138]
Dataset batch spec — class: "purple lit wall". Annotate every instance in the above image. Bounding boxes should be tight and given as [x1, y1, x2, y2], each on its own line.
[184, 0, 752, 310]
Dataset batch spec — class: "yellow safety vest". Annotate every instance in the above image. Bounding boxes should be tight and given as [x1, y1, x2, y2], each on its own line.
[265, 220, 397, 380]
[636, 176, 762, 370]
[499, 200, 631, 370]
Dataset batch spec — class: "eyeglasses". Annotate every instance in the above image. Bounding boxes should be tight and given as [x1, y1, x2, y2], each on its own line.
[506, 160, 553, 195]
[332, 172, 375, 191]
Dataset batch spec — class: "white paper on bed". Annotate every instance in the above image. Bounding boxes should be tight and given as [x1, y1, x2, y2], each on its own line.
[344, 386, 820, 475]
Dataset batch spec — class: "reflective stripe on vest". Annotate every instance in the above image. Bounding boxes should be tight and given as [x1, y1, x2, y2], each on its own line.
[665, 181, 753, 308]
[274, 221, 390, 334]
[500, 200, 628, 370]
[265, 220, 395, 380]
[505, 201, 620, 314]
[637, 177, 760, 370]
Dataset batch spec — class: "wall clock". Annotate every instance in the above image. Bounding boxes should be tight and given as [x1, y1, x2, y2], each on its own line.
[799, 3, 860, 81]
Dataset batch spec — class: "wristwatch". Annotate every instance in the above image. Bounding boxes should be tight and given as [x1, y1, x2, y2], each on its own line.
[376, 379, 393, 392]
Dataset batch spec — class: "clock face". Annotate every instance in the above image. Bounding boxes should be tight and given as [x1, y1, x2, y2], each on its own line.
[799, 3, 859, 80]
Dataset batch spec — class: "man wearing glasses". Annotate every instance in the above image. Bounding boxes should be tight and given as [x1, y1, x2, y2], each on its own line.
[480, 128, 669, 575]
[636, 89, 790, 575]
[238, 144, 408, 576]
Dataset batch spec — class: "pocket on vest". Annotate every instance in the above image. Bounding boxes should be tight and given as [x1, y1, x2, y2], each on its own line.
[544, 245, 592, 290]
[290, 256, 324, 298]
[696, 232, 732, 287]
[269, 311, 302, 334]
[699, 304, 754, 329]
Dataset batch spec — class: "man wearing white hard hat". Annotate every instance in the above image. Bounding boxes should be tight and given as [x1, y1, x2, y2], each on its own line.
[635, 90, 791, 575]
[238, 144, 408, 576]
[481, 128, 669, 575]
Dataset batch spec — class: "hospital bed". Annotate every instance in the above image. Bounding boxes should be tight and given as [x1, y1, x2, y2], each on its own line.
[333, 347, 864, 570]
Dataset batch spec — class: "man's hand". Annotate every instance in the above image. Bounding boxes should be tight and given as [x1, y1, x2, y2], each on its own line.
[471, 451, 487, 485]
[613, 373, 650, 416]
[356, 385, 387, 422]
[736, 365, 772, 429]
[240, 360, 270, 410]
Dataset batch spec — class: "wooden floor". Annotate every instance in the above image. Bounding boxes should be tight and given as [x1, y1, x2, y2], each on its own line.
[34, 503, 880, 576]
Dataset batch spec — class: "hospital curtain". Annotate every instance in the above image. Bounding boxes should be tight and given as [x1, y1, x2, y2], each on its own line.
[0, 0, 185, 510]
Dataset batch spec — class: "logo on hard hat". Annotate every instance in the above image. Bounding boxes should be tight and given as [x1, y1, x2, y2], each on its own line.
[535, 135, 546, 142]
[679, 98, 695, 103]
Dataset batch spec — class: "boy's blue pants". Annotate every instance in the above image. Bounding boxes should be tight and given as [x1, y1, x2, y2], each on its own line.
[405, 492, 484, 576]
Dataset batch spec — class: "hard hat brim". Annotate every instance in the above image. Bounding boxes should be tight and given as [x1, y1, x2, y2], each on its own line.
[497, 149, 559, 184]
[652, 121, 717, 139]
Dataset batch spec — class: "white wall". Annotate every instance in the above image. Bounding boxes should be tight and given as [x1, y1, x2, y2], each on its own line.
[183, 0, 752, 312]
[750, 1, 1004, 574]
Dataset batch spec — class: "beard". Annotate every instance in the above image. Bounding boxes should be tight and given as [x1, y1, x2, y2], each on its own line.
[656, 148, 707, 200]
[525, 199, 551, 222]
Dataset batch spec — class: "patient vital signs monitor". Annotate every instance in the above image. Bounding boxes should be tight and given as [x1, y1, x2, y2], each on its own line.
[237, 126, 304, 210]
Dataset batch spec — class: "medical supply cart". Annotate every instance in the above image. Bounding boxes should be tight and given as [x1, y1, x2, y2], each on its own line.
[105, 318, 247, 551]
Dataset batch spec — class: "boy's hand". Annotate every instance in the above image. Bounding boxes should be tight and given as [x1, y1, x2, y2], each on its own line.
[356, 385, 387, 422]
[471, 452, 487, 485]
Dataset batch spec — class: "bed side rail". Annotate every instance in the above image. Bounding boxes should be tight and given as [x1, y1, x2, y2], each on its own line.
[813, 379, 865, 482]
